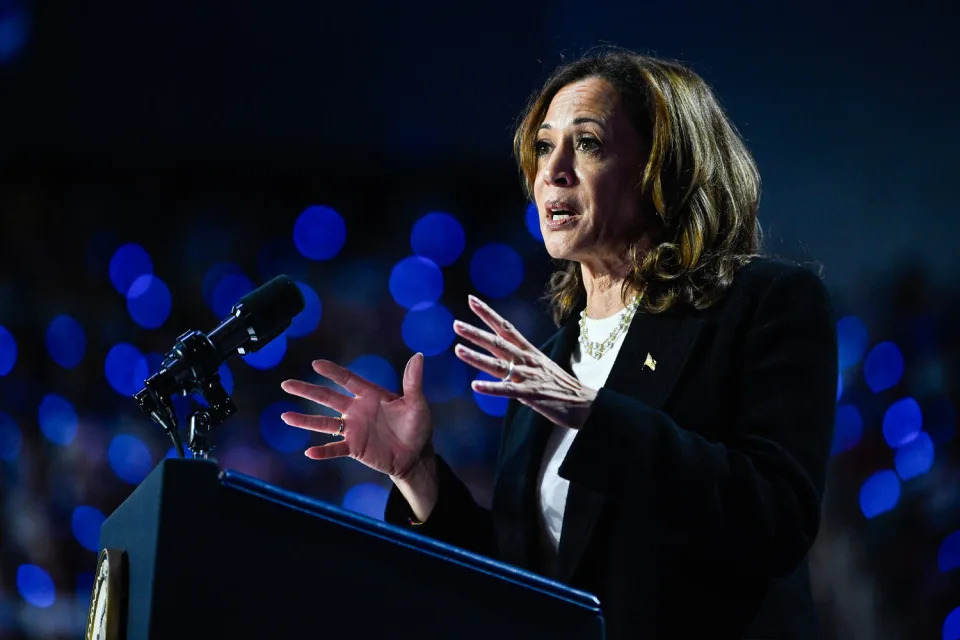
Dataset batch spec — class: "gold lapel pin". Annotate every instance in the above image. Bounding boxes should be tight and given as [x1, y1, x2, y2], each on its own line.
[643, 353, 657, 371]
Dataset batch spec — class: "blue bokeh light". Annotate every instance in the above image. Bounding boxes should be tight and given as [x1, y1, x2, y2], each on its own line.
[525, 202, 543, 241]
[347, 355, 398, 394]
[126, 274, 172, 329]
[107, 434, 154, 484]
[260, 401, 310, 453]
[210, 273, 254, 319]
[894, 431, 934, 480]
[473, 371, 509, 417]
[938, 531, 960, 573]
[287, 281, 322, 338]
[38, 394, 78, 446]
[294, 205, 346, 260]
[389, 256, 443, 310]
[422, 351, 469, 402]
[401, 304, 455, 356]
[0, 0, 29, 64]
[863, 341, 904, 393]
[45, 314, 86, 369]
[0, 411, 21, 461]
[0, 324, 17, 375]
[104, 343, 149, 397]
[945, 607, 960, 640]
[109, 242, 153, 296]
[202, 262, 244, 308]
[882, 397, 923, 448]
[469, 243, 524, 299]
[16, 564, 55, 608]
[836, 371, 843, 401]
[836, 316, 869, 369]
[411, 212, 465, 267]
[830, 404, 862, 455]
[71, 505, 106, 552]
[342, 482, 389, 520]
[241, 332, 287, 369]
[858, 470, 901, 518]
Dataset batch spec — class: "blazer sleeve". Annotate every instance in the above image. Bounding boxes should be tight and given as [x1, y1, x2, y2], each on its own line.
[558, 265, 838, 577]
[383, 454, 498, 558]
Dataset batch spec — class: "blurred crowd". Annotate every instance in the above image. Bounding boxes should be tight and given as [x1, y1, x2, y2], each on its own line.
[0, 166, 958, 639]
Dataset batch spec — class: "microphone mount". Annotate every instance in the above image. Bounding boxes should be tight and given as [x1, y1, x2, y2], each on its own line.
[134, 330, 238, 459]
[132, 274, 304, 459]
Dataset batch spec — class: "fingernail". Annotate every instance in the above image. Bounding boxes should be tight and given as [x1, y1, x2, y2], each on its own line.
[453, 320, 464, 329]
[468, 294, 480, 305]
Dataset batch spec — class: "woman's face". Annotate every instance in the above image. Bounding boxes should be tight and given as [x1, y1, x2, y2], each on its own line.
[533, 77, 649, 268]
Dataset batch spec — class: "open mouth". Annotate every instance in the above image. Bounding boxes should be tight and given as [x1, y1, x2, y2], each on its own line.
[544, 200, 581, 227]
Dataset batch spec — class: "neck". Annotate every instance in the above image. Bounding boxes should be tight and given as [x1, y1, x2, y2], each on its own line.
[580, 259, 632, 319]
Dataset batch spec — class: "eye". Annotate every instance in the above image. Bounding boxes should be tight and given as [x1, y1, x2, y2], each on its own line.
[576, 136, 601, 152]
[534, 139, 552, 157]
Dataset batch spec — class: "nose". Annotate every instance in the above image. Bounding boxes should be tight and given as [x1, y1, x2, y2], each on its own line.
[542, 144, 577, 188]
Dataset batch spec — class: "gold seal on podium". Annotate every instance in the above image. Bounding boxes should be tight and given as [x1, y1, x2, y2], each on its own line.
[85, 548, 126, 640]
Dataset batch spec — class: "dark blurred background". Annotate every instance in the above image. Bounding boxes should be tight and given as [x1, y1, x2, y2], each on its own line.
[1, 1, 958, 638]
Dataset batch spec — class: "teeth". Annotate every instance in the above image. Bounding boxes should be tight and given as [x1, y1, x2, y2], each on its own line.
[552, 214, 571, 220]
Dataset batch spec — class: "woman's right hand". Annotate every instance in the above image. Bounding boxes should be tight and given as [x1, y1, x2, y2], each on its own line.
[280, 352, 434, 484]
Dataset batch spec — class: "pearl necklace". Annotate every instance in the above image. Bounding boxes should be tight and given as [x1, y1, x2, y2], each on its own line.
[578, 295, 641, 359]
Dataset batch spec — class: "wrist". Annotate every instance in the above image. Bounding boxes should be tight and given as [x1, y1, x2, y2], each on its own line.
[570, 386, 598, 430]
[390, 445, 438, 523]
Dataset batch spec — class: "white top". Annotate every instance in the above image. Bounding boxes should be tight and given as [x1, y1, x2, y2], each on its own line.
[536, 306, 633, 575]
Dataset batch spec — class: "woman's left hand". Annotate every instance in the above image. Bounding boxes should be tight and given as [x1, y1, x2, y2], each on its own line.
[453, 294, 597, 430]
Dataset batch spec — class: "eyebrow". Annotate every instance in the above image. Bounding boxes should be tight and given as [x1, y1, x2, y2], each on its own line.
[538, 117, 606, 131]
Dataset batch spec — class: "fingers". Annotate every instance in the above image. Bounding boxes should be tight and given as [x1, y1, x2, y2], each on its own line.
[470, 378, 528, 398]
[304, 441, 351, 460]
[402, 352, 424, 397]
[280, 411, 343, 435]
[311, 359, 399, 400]
[468, 295, 536, 351]
[455, 343, 529, 382]
[453, 320, 527, 364]
[281, 379, 352, 413]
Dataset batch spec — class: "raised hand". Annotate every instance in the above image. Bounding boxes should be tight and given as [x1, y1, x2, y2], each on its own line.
[453, 295, 597, 430]
[280, 353, 433, 481]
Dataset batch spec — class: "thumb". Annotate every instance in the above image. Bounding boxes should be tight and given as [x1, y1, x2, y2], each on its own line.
[402, 352, 424, 397]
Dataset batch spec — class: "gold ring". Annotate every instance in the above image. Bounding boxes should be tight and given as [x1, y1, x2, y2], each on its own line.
[336, 415, 345, 436]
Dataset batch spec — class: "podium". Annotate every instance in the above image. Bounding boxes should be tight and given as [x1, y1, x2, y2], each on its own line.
[94, 458, 606, 639]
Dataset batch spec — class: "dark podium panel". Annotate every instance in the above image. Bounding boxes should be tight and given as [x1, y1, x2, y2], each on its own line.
[98, 458, 606, 639]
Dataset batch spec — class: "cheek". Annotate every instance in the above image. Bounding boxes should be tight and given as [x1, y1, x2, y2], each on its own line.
[588, 169, 630, 213]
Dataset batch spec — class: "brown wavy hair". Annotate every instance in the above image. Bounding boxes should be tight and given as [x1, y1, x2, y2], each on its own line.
[514, 48, 763, 325]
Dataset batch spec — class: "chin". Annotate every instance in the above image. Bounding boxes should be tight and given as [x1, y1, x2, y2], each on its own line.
[543, 240, 581, 263]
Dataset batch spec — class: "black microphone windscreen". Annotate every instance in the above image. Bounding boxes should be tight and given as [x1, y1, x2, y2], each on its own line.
[237, 275, 306, 342]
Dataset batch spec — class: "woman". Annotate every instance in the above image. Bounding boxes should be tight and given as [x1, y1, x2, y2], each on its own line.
[280, 49, 837, 639]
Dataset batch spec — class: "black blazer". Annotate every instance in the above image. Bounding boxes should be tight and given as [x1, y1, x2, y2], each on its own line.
[386, 258, 838, 639]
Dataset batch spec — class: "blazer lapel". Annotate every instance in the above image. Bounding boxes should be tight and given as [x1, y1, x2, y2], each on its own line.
[558, 309, 707, 582]
[492, 318, 579, 571]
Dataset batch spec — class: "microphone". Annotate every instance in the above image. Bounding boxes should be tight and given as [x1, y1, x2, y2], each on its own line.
[134, 274, 305, 456]
[204, 273, 306, 359]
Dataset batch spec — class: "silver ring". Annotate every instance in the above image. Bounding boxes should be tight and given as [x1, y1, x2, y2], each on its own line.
[336, 416, 345, 436]
[502, 360, 515, 382]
